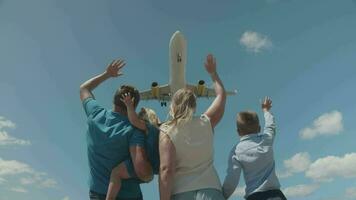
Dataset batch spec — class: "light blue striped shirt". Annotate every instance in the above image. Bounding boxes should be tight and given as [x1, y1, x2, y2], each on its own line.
[222, 111, 281, 199]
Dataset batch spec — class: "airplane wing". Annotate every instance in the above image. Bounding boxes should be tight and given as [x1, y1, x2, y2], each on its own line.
[186, 84, 237, 98]
[139, 84, 171, 101]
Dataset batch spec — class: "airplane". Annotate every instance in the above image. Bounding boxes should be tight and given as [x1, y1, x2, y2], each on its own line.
[140, 30, 237, 107]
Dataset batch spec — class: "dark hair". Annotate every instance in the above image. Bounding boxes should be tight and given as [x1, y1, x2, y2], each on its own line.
[236, 111, 260, 134]
[113, 85, 140, 112]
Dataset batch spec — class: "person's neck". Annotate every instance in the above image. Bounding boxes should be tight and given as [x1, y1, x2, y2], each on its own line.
[113, 106, 127, 116]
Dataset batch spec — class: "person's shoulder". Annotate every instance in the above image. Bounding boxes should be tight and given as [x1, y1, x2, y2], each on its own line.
[187, 114, 211, 127]
[232, 143, 240, 153]
[88, 107, 107, 123]
[159, 122, 171, 133]
[83, 97, 106, 118]
[199, 114, 210, 122]
[228, 143, 241, 161]
[235, 141, 248, 155]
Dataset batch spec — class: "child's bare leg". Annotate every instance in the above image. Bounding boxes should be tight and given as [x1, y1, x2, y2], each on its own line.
[106, 163, 130, 200]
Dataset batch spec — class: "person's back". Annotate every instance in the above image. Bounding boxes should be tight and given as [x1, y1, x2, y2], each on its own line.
[160, 115, 221, 194]
[159, 54, 227, 200]
[232, 124, 279, 195]
[84, 98, 143, 197]
[80, 59, 152, 200]
[222, 97, 287, 200]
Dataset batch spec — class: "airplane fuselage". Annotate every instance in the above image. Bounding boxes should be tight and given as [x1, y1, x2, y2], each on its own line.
[139, 30, 236, 105]
[169, 31, 187, 95]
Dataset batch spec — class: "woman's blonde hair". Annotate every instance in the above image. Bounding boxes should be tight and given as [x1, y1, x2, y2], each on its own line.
[166, 88, 197, 127]
[138, 107, 159, 127]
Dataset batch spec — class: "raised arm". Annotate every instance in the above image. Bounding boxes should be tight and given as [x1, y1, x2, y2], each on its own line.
[121, 93, 147, 133]
[79, 59, 125, 102]
[203, 54, 227, 129]
[222, 146, 242, 199]
[159, 132, 176, 200]
[262, 96, 276, 138]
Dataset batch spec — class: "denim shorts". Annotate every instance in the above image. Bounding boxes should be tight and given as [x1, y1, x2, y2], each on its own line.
[171, 188, 225, 200]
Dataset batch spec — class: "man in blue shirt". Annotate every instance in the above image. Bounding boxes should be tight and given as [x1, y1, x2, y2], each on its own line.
[80, 59, 153, 200]
[222, 97, 287, 200]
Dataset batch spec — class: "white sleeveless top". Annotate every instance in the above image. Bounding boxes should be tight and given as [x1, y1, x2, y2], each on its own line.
[161, 115, 222, 194]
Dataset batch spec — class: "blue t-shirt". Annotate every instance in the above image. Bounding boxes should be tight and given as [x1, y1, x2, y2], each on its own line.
[145, 123, 160, 174]
[83, 97, 145, 198]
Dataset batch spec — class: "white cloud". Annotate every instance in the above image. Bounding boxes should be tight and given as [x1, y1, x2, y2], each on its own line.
[0, 117, 30, 146]
[10, 187, 28, 193]
[306, 153, 356, 182]
[279, 152, 311, 178]
[0, 117, 56, 193]
[283, 184, 319, 198]
[277, 171, 293, 178]
[240, 31, 272, 53]
[284, 152, 311, 173]
[0, 158, 57, 189]
[300, 110, 343, 140]
[0, 116, 16, 129]
[20, 173, 58, 189]
[346, 187, 356, 199]
[0, 158, 34, 176]
[0, 131, 31, 146]
[39, 178, 57, 188]
[232, 187, 245, 197]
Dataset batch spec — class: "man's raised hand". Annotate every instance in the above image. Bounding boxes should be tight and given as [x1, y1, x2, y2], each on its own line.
[106, 59, 126, 77]
[262, 96, 272, 112]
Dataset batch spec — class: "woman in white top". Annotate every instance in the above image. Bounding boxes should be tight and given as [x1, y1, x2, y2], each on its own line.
[159, 54, 227, 200]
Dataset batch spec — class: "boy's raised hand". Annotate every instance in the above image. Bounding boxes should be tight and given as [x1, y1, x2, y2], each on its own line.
[105, 59, 126, 77]
[262, 96, 272, 112]
[121, 93, 135, 109]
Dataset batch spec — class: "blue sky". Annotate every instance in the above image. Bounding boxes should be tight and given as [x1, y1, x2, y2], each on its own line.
[0, 0, 356, 199]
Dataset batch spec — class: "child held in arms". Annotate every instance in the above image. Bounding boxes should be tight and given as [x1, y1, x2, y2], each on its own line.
[106, 93, 160, 200]
[222, 97, 287, 200]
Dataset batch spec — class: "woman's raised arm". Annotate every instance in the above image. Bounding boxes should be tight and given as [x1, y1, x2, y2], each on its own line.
[203, 54, 227, 129]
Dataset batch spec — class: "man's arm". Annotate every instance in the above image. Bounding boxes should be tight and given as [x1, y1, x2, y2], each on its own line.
[129, 145, 153, 182]
[222, 147, 242, 199]
[159, 133, 176, 200]
[261, 97, 276, 138]
[203, 54, 227, 129]
[121, 93, 148, 133]
[79, 59, 126, 102]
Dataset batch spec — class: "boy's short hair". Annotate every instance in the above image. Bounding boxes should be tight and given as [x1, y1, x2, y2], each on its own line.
[237, 111, 260, 134]
[113, 85, 140, 112]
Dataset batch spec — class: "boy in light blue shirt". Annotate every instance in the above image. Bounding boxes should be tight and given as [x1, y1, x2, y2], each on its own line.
[222, 97, 287, 200]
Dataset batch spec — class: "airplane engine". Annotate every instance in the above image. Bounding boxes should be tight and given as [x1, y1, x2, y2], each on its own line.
[151, 82, 160, 98]
[197, 80, 206, 96]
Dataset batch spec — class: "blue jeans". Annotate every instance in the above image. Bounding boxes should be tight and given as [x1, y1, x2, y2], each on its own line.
[171, 189, 225, 200]
[89, 190, 143, 200]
